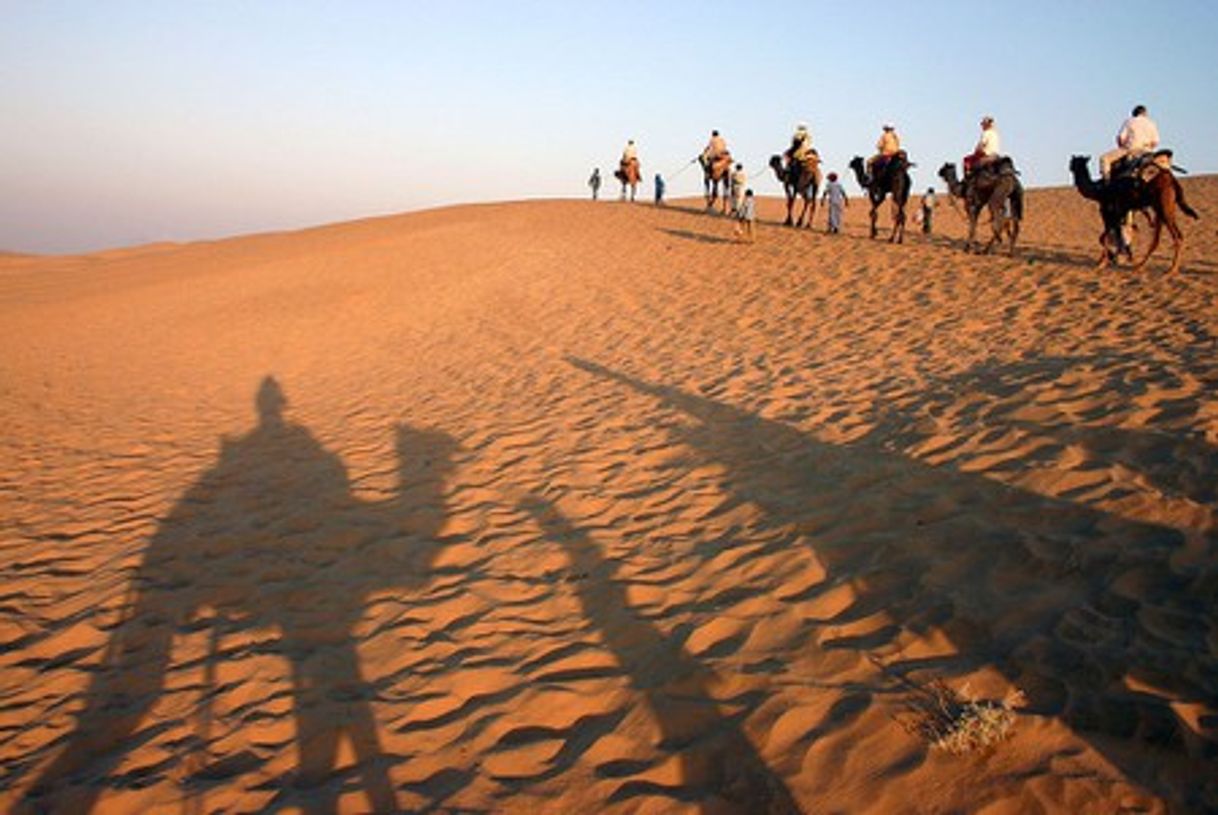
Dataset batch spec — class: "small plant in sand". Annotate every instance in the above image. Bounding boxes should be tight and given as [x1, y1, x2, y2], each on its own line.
[898, 680, 1025, 755]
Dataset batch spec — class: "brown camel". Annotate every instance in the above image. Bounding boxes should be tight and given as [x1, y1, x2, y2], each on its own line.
[937, 160, 1023, 255]
[699, 153, 734, 214]
[1070, 153, 1199, 274]
[614, 158, 641, 202]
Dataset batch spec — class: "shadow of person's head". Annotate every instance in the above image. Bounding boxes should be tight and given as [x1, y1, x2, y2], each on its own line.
[256, 375, 288, 427]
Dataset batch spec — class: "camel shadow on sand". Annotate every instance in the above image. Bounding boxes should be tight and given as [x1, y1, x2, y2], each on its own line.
[19, 376, 460, 814]
[519, 495, 803, 814]
[566, 355, 1217, 810]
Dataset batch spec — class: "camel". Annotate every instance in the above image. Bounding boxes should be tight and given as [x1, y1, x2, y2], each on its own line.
[1070, 154, 1199, 274]
[938, 160, 1023, 255]
[19, 377, 458, 814]
[614, 158, 640, 202]
[699, 153, 733, 214]
[769, 151, 822, 228]
[849, 152, 911, 243]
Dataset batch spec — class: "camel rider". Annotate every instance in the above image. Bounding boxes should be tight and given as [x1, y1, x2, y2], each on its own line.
[867, 123, 901, 179]
[621, 139, 639, 172]
[787, 122, 813, 166]
[964, 115, 1001, 176]
[701, 129, 729, 170]
[1100, 104, 1160, 180]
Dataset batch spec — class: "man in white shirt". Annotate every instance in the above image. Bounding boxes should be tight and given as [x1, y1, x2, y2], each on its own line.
[1101, 105, 1160, 179]
[964, 115, 1001, 175]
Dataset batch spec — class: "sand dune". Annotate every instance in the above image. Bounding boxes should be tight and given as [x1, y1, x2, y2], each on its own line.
[2, 178, 1216, 813]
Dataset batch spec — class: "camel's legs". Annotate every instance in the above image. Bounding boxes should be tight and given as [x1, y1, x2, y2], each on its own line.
[1132, 214, 1162, 272]
[1144, 212, 1185, 274]
[1095, 231, 1114, 271]
[889, 200, 905, 243]
[1166, 222, 1185, 274]
[965, 204, 981, 252]
[983, 199, 1006, 254]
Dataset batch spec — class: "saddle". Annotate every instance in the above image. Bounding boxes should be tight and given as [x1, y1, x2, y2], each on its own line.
[965, 156, 1017, 186]
[616, 157, 640, 183]
[705, 152, 733, 176]
[873, 150, 908, 179]
[1111, 149, 1175, 184]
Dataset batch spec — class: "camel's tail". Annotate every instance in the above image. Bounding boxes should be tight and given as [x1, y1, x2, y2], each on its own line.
[1010, 182, 1025, 222]
[1173, 176, 1199, 219]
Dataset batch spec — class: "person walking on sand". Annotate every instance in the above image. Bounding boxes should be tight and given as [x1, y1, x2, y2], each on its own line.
[730, 163, 748, 214]
[921, 187, 937, 235]
[821, 172, 848, 234]
[734, 189, 756, 242]
[654, 173, 666, 206]
[588, 168, 601, 201]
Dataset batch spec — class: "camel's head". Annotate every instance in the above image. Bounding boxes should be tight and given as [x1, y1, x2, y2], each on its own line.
[848, 156, 864, 170]
[1069, 155, 1092, 174]
[769, 155, 784, 172]
[937, 162, 956, 181]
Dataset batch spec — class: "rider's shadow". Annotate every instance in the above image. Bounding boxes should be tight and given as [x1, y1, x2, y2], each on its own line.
[519, 495, 803, 814]
[566, 356, 1217, 805]
[22, 376, 458, 814]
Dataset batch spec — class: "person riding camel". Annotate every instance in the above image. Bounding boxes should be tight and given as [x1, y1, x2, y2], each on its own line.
[963, 115, 1001, 176]
[786, 122, 815, 168]
[701, 129, 731, 173]
[867, 123, 901, 180]
[620, 139, 639, 174]
[1100, 104, 1160, 180]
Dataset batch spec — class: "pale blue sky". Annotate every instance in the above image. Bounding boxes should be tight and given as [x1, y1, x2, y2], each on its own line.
[3, 1, 1216, 253]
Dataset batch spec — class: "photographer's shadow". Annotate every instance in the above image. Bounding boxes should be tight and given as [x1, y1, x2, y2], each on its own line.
[21, 376, 458, 814]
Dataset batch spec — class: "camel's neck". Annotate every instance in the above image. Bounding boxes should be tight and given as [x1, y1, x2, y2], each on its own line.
[850, 163, 870, 189]
[942, 168, 962, 197]
[770, 159, 786, 184]
[1071, 166, 1102, 201]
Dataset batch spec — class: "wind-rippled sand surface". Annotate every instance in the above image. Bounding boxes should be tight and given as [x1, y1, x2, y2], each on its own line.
[2, 180, 1216, 813]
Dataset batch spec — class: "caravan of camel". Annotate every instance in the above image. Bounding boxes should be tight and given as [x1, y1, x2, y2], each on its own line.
[610, 123, 1199, 274]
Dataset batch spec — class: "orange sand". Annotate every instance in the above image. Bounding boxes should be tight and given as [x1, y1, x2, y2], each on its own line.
[2, 179, 1216, 813]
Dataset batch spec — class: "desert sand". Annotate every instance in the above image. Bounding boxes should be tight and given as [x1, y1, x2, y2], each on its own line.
[2, 177, 1216, 814]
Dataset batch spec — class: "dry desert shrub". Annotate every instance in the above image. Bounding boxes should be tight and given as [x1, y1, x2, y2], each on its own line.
[897, 679, 1025, 755]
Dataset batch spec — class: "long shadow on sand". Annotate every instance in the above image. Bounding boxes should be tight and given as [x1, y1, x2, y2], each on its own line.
[520, 495, 802, 814]
[568, 356, 1217, 810]
[1012, 239, 1218, 274]
[658, 227, 738, 246]
[20, 377, 459, 814]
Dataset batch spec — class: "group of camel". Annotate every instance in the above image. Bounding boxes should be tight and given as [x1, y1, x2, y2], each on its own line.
[676, 140, 1200, 274]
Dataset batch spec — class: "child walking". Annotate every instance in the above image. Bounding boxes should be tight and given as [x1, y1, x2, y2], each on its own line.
[734, 189, 756, 243]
